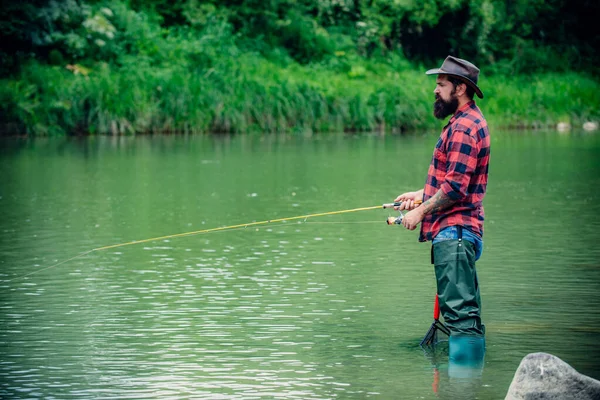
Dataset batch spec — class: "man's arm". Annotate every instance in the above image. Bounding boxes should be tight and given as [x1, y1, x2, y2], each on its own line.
[419, 189, 456, 216]
[401, 189, 456, 230]
[401, 130, 477, 230]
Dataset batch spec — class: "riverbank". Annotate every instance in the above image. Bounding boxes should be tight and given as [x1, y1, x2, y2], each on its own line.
[2, 56, 598, 136]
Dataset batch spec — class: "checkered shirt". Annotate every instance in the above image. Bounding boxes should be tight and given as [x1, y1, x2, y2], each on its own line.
[419, 101, 490, 242]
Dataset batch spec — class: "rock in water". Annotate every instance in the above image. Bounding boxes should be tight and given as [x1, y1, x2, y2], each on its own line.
[505, 352, 600, 400]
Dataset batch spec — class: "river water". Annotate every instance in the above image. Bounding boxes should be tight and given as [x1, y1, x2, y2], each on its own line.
[1, 131, 599, 399]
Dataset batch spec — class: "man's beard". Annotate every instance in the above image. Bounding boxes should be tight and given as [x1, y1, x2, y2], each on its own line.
[433, 93, 459, 120]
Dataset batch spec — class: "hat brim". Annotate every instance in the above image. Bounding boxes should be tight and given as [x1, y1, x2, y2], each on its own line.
[426, 68, 484, 99]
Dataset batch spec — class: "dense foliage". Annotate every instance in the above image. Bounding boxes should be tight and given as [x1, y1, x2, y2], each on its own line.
[0, 0, 598, 135]
[3, 0, 598, 73]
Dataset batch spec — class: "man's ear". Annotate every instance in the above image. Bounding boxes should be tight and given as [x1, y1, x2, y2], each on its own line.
[456, 82, 468, 97]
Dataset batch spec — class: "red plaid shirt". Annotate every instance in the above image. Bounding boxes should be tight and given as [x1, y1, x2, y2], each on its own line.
[419, 101, 490, 242]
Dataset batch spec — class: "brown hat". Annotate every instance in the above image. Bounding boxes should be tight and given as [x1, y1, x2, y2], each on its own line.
[426, 56, 483, 99]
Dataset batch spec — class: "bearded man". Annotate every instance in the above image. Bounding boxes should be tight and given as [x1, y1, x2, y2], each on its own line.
[395, 56, 490, 363]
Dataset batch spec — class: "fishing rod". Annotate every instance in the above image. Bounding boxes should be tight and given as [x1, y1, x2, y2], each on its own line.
[7, 201, 417, 282]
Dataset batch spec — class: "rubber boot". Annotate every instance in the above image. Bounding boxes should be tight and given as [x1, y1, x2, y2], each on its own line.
[448, 335, 485, 379]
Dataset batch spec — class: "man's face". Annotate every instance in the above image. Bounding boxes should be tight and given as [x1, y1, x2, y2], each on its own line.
[433, 75, 458, 120]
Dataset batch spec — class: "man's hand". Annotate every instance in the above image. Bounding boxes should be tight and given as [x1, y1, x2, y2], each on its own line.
[394, 189, 424, 211]
[402, 207, 425, 230]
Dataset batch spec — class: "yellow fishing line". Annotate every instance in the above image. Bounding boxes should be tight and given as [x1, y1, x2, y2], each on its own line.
[93, 205, 381, 252]
[7, 205, 389, 281]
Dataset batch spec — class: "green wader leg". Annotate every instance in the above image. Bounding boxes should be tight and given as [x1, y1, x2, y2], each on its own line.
[432, 235, 485, 337]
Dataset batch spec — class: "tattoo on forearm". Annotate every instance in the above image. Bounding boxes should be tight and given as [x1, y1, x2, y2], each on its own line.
[421, 190, 456, 215]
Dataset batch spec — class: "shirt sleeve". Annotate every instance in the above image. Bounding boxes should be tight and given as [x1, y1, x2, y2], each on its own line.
[440, 130, 478, 201]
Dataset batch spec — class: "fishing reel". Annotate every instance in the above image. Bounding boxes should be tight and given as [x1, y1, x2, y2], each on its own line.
[382, 199, 423, 225]
[382, 202, 405, 225]
[387, 214, 404, 225]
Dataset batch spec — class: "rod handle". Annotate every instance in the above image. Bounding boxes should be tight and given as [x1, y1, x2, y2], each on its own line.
[434, 294, 440, 320]
[382, 200, 423, 209]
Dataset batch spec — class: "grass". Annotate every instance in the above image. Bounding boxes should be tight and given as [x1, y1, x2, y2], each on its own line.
[1, 54, 598, 136]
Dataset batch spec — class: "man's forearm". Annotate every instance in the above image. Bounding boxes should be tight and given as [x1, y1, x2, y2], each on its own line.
[419, 189, 456, 216]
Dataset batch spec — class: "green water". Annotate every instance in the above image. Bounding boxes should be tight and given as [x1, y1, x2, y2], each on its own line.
[1, 131, 599, 399]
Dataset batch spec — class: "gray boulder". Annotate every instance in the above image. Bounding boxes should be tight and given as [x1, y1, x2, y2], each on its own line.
[506, 352, 600, 400]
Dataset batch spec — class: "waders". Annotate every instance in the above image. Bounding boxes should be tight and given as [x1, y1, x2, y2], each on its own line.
[429, 225, 485, 367]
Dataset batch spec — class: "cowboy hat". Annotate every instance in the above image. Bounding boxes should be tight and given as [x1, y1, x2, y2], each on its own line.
[426, 56, 484, 99]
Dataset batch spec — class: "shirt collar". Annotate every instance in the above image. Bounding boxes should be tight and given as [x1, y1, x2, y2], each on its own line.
[447, 100, 475, 125]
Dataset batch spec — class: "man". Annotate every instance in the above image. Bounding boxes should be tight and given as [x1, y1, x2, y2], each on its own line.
[395, 56, 490, 362]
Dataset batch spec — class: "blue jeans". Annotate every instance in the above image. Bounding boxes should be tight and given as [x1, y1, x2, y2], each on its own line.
[432, 226, 483, 261]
